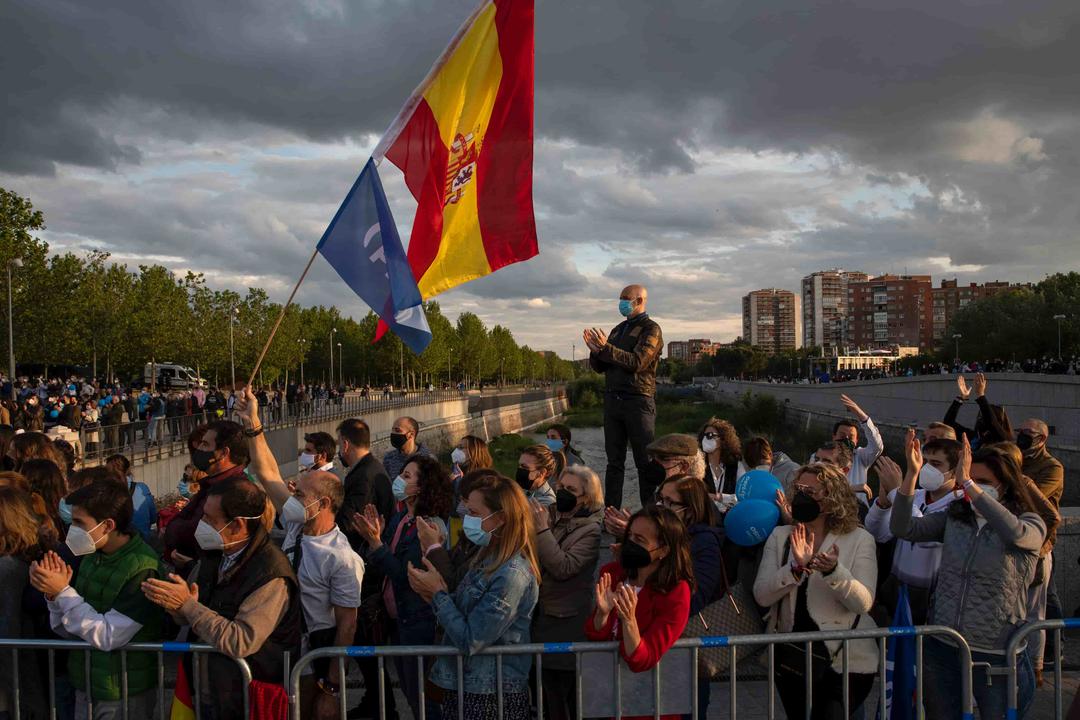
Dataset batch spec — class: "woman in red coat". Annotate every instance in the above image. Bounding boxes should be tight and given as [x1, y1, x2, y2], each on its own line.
[585, 504, 694, 719]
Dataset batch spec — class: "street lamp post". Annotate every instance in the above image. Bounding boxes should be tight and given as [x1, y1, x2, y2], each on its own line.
[952, 333, 962, 362]
[447, 347, 453, 387]
[229, 306, 239, 390]
[337, 342, 343, 388]
[297, 338, 306, 386]
[1053, 314, 1067, 359]
[329, 327, 337, 387]
[7, 258, 22, 401]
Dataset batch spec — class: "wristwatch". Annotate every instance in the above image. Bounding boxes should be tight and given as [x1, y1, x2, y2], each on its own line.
[317, 677, 340, 696]
[242, 425, 264, 438]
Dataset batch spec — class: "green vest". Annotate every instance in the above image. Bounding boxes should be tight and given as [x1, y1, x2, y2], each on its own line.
[68, 534, 164, 701]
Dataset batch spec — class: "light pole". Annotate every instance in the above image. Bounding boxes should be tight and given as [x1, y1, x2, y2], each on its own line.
[1053, 314, 1067, 359]
[337, 342, 343, 388]
[447, 347, 453, 387]
[952, 333, 962, 362]
[399, 341, 404, 391]
[229, 306, 239, 390]
[7, 257, 22, 400]
[329, 327, 336, 387]
[297, 338, 306, 386]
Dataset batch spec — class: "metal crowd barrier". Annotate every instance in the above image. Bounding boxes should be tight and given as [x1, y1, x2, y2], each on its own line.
[0, 639, 252, 720]
[288, 625, 973, 720]
[1006, 618, 1080, 720]
[77, 388, 470, 464]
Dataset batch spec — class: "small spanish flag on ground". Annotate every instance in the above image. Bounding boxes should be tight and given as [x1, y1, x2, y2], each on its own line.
[169, 659, 195, 720]
[373, 0, 538, 306]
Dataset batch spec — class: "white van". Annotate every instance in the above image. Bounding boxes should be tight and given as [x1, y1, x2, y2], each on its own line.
[143, 362, 203, 389]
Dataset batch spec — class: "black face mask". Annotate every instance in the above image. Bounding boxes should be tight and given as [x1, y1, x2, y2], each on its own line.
[515, 467, 534, 492]
[640, 460, 667, 492]
[620, 538, 654, 572]
[555, 488, 577, 513]
[191, 448, 217, 473]
[1016, 433, 1035, 452]
[390, 432, 408, 451]
[791, 492, 822, 523]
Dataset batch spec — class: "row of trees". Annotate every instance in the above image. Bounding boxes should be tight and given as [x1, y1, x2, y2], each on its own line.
[1, 188, 580, 388]
[938, 273, 1080, 362]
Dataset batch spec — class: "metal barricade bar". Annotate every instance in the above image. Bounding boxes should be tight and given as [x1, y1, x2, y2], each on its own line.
[1005, 617, 1080, 719]
[289, 625, 974, 720]
[0, 639, 252, 720]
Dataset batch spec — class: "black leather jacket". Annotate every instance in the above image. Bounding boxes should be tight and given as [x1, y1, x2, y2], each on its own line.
[589, 312, 663, 397]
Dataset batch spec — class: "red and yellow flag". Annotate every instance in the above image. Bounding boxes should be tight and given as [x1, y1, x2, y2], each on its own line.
[373, 0, 538, 302]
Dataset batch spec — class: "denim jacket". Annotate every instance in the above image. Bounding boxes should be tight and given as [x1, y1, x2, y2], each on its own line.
[429, 553, 539, 694]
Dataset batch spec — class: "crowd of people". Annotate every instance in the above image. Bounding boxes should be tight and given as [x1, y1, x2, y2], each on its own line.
[0, 287, 1072, 720]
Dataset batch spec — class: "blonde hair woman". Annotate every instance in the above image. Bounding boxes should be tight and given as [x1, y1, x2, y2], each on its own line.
[754, 462, 878, 720]
[408, 473, 540, 719]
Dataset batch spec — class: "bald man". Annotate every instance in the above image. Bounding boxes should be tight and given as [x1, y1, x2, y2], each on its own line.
[584, 284, 663, 507]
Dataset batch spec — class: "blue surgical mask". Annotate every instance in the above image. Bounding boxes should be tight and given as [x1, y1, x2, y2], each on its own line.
[544, 438, 565, 453]
[462, 512, 498, 546]
[618, 299, 633, 317]
[178, 479, 191, 498]
[392, 475, 411, 502]
[58, 498, 73, 525]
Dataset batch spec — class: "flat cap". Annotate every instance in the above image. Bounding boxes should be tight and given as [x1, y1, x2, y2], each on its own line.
[646, 433, 699, 458]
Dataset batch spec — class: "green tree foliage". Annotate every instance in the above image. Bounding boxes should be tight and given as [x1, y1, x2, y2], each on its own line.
[0, 187, 584, 388]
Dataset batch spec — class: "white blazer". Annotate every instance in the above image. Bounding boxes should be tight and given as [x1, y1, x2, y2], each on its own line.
[753, 524, 879, 673]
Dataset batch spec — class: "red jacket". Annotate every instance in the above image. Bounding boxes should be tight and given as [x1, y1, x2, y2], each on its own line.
[584, 560, 691, 672]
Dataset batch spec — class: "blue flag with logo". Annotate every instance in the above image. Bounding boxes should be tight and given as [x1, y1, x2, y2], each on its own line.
[880, 584, 917, 720]
[317, 158, 431, 354]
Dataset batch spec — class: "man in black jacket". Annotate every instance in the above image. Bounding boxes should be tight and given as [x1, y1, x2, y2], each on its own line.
[334, 417, 397, 717]
[584, 284, 663, 508]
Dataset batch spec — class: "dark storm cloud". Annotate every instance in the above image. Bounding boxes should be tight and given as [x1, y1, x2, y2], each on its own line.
[4, 0, 1080, 351]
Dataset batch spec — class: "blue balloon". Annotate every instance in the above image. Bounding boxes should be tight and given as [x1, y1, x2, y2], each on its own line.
[724, 499, 779, 547]
[735, 469, 783, 502]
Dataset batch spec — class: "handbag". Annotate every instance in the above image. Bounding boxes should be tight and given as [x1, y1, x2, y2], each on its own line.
[681, 552, 766, 678]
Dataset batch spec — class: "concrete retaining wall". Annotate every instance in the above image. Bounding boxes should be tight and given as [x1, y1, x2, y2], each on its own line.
[700, 376, 1080, 490]
[132, 395, 569, 497]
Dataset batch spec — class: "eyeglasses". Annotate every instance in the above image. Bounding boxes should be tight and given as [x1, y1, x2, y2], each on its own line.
[656, 497, 686, 510]
[703, 432, 720, 440]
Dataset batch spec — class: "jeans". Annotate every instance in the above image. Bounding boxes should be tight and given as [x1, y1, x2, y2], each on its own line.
[922, 638, 1034, 720]
[394, 616, 441, 720]
[602, 392, 656, 508]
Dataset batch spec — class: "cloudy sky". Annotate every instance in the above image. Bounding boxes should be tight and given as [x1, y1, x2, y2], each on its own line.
[3, 0, 1078, 357]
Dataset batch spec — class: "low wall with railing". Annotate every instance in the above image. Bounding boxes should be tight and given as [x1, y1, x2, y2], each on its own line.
[126, 390, 568, 497]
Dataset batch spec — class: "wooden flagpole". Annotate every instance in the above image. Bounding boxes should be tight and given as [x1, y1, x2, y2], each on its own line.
[245, 246, 320, 388]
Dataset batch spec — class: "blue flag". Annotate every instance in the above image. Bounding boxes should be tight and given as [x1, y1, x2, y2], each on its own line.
[317, 158, 431, 355]
[881, 584, 917, 720]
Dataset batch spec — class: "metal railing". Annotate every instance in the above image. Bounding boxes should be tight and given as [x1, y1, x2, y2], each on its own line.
[1006, 618, 1080, 720]
[288, 625, 974, 720]
[75, 389, 470, 464]
[0, 639, 252, 720]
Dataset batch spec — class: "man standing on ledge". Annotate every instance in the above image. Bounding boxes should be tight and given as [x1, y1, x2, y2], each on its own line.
[584, 284, 663, 507]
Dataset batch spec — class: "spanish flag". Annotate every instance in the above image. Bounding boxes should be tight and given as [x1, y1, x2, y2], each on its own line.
[373, 0, 538, 305]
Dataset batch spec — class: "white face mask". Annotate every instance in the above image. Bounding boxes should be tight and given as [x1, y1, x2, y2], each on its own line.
[450, 448, 467, 466]
[918, 464, 947, 493]
[298, 452, 316, 469]
[281, 495, 321, 525]
[65, 520, 107, 557]
[701, 437, 718, 454]
[195, 517, 257, 551]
